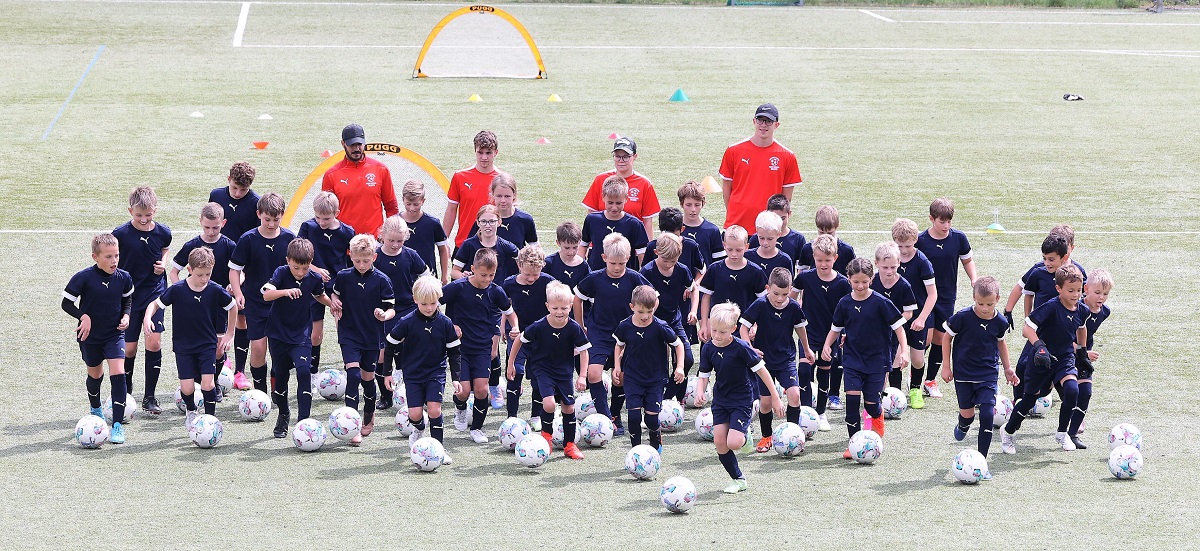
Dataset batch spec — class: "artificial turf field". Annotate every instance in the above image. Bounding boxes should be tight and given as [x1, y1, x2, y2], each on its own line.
[3, 1, 1200, 547]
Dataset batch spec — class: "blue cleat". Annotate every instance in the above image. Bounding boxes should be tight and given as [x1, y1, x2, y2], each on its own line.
[981, 470, 993, 481]
[612, 423, 626, 437]
[90, 407, 104, 419]
[953, 425, 967, 441]
[657, 445, 663, 456]
[488, 385, 505, 409]
[110, 422, 126, 444]
[827, 396, 843, 411]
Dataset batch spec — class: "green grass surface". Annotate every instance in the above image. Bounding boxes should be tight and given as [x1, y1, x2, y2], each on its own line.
[3, 1, 1199, 548]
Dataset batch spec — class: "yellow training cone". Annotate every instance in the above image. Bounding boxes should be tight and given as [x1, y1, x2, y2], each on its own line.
[548, 94, 562, 102]
[468, 94, 482, 102]
[700, 175, 722, 194]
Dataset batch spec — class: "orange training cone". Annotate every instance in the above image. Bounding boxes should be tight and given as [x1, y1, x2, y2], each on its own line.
[607, 133, 621, 140]
[252, 141, 269, 150]
[320, 149, 333, 158]
[700, 175, 721, 194]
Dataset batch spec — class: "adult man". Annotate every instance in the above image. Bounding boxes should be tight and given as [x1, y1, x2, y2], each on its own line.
[581, 137, 661, 241]
[321, 123, 398, 238]
[718, 104, 801, 233]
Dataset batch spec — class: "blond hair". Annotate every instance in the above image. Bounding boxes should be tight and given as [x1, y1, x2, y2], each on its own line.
[313, 191, 340, 216]
[1088, 268, 1113, 291]
[491, 172, 517, 195]
[129, 186, 158, 210]
[201, 202, 224, 221]
[874, 241, 900, 263]
[755, 211, 783, 234]
[891, 218, 919, 244]
[472, 248, 498, 270]
[92, 233, 117, 254]
[517, 244, 546, 267]
[188, 246, 216, 270]
[709, 303, 741, 330]
[401, 179, 425, 201]
[378, 215, 410, 240]
[602, 175, 628, 200]
[631, 285, 658, 309]
[602, 233, 630, 261]
[349, 234, 378, 256]
[655, 232, 682, 261]
[723, 225, 748, 245]
[973, 275, 999, 298]
[413, 275, 443, 303]
[812, 234, 838, 257]
[545, 281, 573, 304]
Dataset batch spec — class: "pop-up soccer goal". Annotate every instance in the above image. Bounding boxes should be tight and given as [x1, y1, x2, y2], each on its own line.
[413, 5, 546, 79]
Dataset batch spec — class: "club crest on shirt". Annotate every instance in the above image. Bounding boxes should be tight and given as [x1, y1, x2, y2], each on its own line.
[366, 173, 377, 186]
[769, 156, 780, 171]
[628, 188, 640, 202]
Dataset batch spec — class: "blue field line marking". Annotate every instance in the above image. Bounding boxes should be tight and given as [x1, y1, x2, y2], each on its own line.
[41, 44, 105, 142]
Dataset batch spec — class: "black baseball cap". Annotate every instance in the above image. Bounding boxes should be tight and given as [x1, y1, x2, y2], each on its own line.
[613, 137, 636, 155]
[342, 123, 365, 146]
[754, 103, 779, 122]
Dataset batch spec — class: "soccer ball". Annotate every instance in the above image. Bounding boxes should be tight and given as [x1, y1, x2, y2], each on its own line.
[394, 408, 428, 437]
[797, 406, 821, 439]
[292, 418, 327, 452]
[75, 415, 109, 449]
[1032, 394, 1053, 415]
[238, 390, 272, 421]
[576, 398, 598, 418]
[1108, 445, 1144, 479]
[410, 436, 446, 472]
[685, 377, 707, 407]
[625, 444, 661, 480]
[881, 387, 908, 419]
[551, 417, 581, 449]
[1108, 423, 1143, 450]
[993, 394, 1015, 428]
[317, 369, 347, 401]
[101, 397, 136, 424]
[694, 408, 715, 441]
[498, 417, 532, 450]
[580, 413, 615, 448]
[327, 407, 363, 441]
[188, 414, 224, 448]
[660, 476, 697, 514]
[952, 449, 988, 484]
[514, 434, 551, 468]
[772, 422, 806, 457]
[392, 386, 408, 410]
[659, 400, 685, 432]
[217, 366, 234, 393]
[173, 386, 192, 413]
[848, 430, 884, 464]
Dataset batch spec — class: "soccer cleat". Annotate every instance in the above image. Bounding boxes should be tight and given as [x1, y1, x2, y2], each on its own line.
[453, 409, 468, 431]
[842, 448, 852, 460]
[89, 406, 104, 418]
[953, 424, 967, 441]
[110, 422, 126, 444]
[233, 371, 251, 390]
[528, 417, 542, 432]
[755, 436, 773, 453]
[214, 384, 224, 403]
[185, 410, 198, 430]
[908, 388, 925, 409]
[350, 433, 362, 446]
[273, 412, 289, 439]
[827, 396, 843, 411]
[564, 442, 585, 460]
[142, 396, 162, 415]
[722, 479, 748, 494]
[612, 418, 626, 437]
[1070, 435, 1087, 450]
[442, 453, 453, 465]
[408, 428, 424, 450]
[360, 419, 374, 437]
[489, 385, 505, 409]
[980, 469, 993, 481]
[922, 380, 943, 398]
[657, 445, 663, 455]
[470, 429, 488, 444]
[540, 431, 554, 449]
[818, 414, 831, 432]
[376, 397, 393, 411]
[1000, 430, 1016, 454]
[1057, 432, 1077, 451]
[871, 415, 885, 437]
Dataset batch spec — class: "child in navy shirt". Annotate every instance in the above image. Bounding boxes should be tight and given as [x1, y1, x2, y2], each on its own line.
[745, 211, 794, 278]
[748, 194, 807, 271]
[613, 286, 686, 452]
[114, 186, 172, 414]
[544, 222, 589, 296]
[797, 205, 855, 275]
[695, 225, 767, 344]
[452, 204, 520, 282]
[502, 245, 555, 421]
[892, 218, 937, 408]
[1068, 269, 1113, 448]
[211, 162, 260, 389]
[298, 191, 355, 382]
[468, 173, 538, 249]
[916, 197, 977, 400]
[639, 234, 697, 403]
[790, 234, 851, 430]
[1003, 233, 1076, 401]
[678, 181, 724, 353]
[642, 207, 707, 284]
[582, 176, 648, 271]
[399, 180, 451, 283]
[372, 215, 429, 410]
[871, 242, 918, 391]
[63, 234, 134, 444]
[229, 193, 295, 394]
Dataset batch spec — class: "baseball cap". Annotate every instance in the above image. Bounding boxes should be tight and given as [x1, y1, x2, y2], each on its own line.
[613, 137, 637, 155]
[754, 103, 779, 122]
[341, 123, 366, 146]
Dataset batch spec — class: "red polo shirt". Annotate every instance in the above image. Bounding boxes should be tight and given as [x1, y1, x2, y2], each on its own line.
[321, 156, 398, 238]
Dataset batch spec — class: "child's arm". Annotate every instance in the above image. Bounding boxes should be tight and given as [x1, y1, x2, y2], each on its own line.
[506, 337, 523, 381]
[754, 363, 785, 417]
[229, 269, 244, 308]
[694, 373, 710, 408]
[262, 286, 300, 301]
[440, 204, 458, 241]
[697, 294, 711, 342]
[314, 292, 333, 308]
[504, 311, 520, 341]
[912, 285, 936, 332]
[1022, 324, 1040, 346]
[576, 349, 590, 391]
[962, 256, 978, 286]
[1003, 283, 1022, 328]
[738, 323, 753, 343]
[821, 329, 839, 362]
[169, 266, 183, 285]
[612, 343, 625, 385]
[999, 339, 1017, 386]
[451, 265, 466, 281]
[1022, 295, 1033, 319]
[939, 332, 953, 382]
[894, 326, 909, 369]
[672, 341, 686, 382]
[573, 296, 585, 329]
[142, 301, 161, 338]
[438, 244, 452, 285]
[795, 326, 816, 363]
[155, 248, 169, 276]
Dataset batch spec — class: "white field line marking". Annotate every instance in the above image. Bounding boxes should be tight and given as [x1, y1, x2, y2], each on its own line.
[860, 10, 895, 23]
[232, 1, 250, 47]
[41, 45, 105, 141]
[895, 19, 1200, 26]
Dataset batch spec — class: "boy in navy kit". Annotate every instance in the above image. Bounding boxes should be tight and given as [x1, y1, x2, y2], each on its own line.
[388, 276, 462, 464]
[1067, 269, 1113, 447]
[545, 221, 588, 294]
[582, 176, 649, 271]
[1003, 233, 1070, 401]
[640, 234, 697, 404]
[210, 162, 260, 390]
[746, 210, 795, 278]
[331, 234, 396, 444]
[298, 191, 355, 384]
[871, 242, 918, 391]
[145, 247, 237, 430]
[642, 207, 707, 282]
[469, 173, 538, 249]
[749, 194, 806, 270]
[613, 285, 686, 452]
[792, 234, 852, 431]
[797, 205, 855, 275]
[574, 233, 651, 436]
[694, 225, 768, 345]
[892, 218, 937, 409]
[229, 193, 296, 394]
[502, 245, 555, 421]
[917, 197, 977, 400]
[742, 267, 815, 452]
[677, 181, 725, 264]
[443, 248, 519, 443]
[822, 258, 908, 459]
[939, 276, 1015, 471]
[170, 203, 237, 401]
[694, 303, 783, 494]
[63, 234, 134, 444]
[399, 180, 451, 284]
[372, 215, 429, 410]
[263, 239, 334, 438]
[1001, 264, 1086, 454]
[508, 281, 590, 460]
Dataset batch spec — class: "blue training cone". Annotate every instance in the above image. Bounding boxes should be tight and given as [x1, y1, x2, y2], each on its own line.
[669, 88, 690, 102]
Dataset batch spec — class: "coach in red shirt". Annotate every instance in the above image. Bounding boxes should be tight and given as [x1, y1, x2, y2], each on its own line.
[719, 104, 801, 233]
[581, 137, 661, 240]
[321, 123, 399, 238]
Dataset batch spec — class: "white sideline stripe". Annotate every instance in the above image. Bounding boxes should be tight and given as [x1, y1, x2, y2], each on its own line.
[7, 229, 1200, 237]
[232, 1, 250, 47]
[895, 19, 1200, 26]
[860, 10, 895, 23]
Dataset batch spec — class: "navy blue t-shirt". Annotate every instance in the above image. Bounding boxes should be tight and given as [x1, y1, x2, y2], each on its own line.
[262, 265, 326, 344]
[229, 228, 295, 305]
[503, 273, 554, 329]
[1080, 301, 1110, 350]
[441, 278, 513, 353]
[943, 306, 1009, 382]
[403, 213, 450, 279]
[745, 249, 794, 280]
[792, 269, 852, 339]
[750, 229, 807, 270]
[172, 235, 236, 287]
[871, 276, 919, 318]
[831, 292, 905, 374]
[298, 219, 355, 286]
[699, 337, 762, 407]
[917, 229, 972, 305]
[1025, 298, 1084, 361]
[209, 187, 261, 243]
[740, 297, 807, 366]
[639, 261, 693, 327]
[582, 212, 649, 271]
[1022, 260, 1088, 310]
[614, 317, 682, 385]
[453, 235, 520, 282]
[156, 280, 236, 354]
[520, 317, 590, 380]
[699, 261, 767, 312]
[113, 221, 172, 311]
[798, 238, 856, 275]
[643, 236, 707, 280]
[682, 219, 725, 261]
[333, 267, 395, 350]
[544, 253, 588, 294]
[898, 250, 936, 309]
[63, 266, 134, 343]
[574, 269, 651, 336]
[471, 209, 539, 249]
[374, 246, 428, 318]
[387, 311, 459, 382]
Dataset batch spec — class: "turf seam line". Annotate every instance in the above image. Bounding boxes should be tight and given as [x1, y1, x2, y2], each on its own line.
[40, 45, 104, 142]
[860, 10, 895, 23]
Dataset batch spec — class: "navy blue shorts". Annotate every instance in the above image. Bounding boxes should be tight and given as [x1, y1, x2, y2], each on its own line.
[905, 325, 929, 351]
[588, 338, 614, 369]
[404, 377, 446, 406]
[175, 347, 217, 380]
[954, 380, 998, 410]
[458, 352, 491, 381]
[80, 335, 125, 367]
[505, 336, 529, 375]
[930, 300, 955, 334]
[1021, 356, 1077, 401]
[244, 301, 271, 340]
[624, 380, 666, 412]
[268, 340, 312, 375]
[340, 346, 378, 371]
[757, 361, 798, 396]
[310, 301, 326, 322]
[843, 367, 886, 397]
[534, 372, 576, 405]
[127, 307, 164, 338]
[711, 402, 752, 434]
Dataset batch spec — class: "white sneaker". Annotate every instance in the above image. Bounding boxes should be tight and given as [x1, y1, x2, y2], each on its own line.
[818, 413, 831, 432]
[922, 380, 944, 398]
[408, 428, 424, 449]
[453, 409, 468, 431]
[528, 417, 542, 432]
[827, 395, 844, 411]
[310, 373, 320, 395]
[442, 452, 453, 465]
[185, 410, 198, 429]
[1001, 430, 1017, 454]
[470, 429, 488, 444]
[1057, 431, 1077, 451]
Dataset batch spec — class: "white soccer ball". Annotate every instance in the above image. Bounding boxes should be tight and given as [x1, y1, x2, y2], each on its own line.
[580, 413, 615, 448]
[694, 408, 715, 441]
[327, 407, 363, 441]
[411, 436, 446, 472]
[848, 430, 884, 464]
[660, 476, 697, 514]
[217, 366, 234, 393]
[292, 418, 327, 452]
[685, 377, 707, 407]
[659, 400, 685, 432]
[317, 369, 347, 401]
[772, 422, 806, 457]
[173, 386, 190, 413]
[394, 408, 428, 436]
[1108, 445, 1144, 479]
[392, 385, 408, 410]
[1108, 423, 1143, 450]
[952, 449, 989, 484]
[514, 434, 551, 468]
[797, 406, 821, 439]
[75, 415, 109, 449]
[101, 397, 136, 424]
[188, 414, 224, 448]
[498, 417, 532, 450]
[993, 394, 1015, 428]
[551, 417, 581, 449]
[881, 387, 908, 419]
[625, 444, 661, 480]
[576, 397, 598, 418]
[238, 389, 272, 421]
[1033, 394, 1053, 415]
